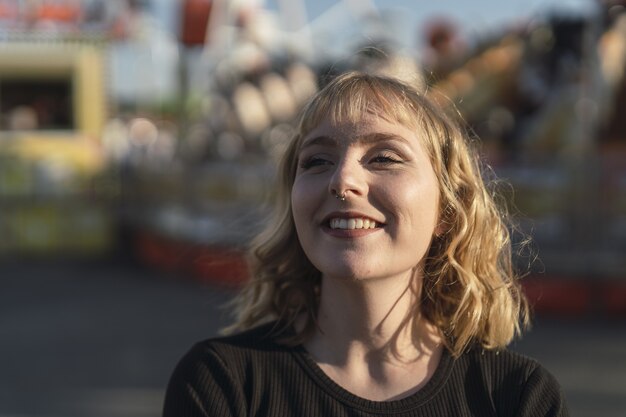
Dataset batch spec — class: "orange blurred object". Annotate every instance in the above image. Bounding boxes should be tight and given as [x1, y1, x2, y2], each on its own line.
[36, 2, 80, 23]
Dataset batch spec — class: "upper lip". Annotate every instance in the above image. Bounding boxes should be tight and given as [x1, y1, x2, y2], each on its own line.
[321, 211, 385, 226]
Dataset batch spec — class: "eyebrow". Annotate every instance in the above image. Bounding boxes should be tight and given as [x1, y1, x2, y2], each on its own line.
[299, 132, 410, 151]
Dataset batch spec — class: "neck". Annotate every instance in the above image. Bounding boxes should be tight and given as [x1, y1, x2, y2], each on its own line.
[307, 271, 441, 365]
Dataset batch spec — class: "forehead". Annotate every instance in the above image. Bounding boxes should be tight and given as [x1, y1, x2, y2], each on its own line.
[299, 78, 423, 132]
[301, 113, 418, 147]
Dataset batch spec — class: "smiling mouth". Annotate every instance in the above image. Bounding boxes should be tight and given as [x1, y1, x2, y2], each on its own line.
[328, 218, 380, 230]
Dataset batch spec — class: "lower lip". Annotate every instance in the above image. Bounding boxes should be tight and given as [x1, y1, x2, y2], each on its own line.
[322, 225, 383, 238]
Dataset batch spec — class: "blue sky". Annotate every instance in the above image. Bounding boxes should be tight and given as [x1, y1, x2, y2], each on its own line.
[288, 0, 594, 28]
[152, 0, 596, 50]
[264, 0, 596, 49]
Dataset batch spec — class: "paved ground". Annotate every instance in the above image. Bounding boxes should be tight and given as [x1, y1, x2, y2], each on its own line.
[1, 260, 625, 417]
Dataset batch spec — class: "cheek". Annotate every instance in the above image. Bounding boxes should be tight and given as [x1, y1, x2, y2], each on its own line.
[395, 180, 440, 234]
[291, 178, 315, 228]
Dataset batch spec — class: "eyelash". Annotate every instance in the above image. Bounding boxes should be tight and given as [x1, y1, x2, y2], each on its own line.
[299, 153, 402, 170]
[300, 156, 330, 169]
[370, 153, 402, 164]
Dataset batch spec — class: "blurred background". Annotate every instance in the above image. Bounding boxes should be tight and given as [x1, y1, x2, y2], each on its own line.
[0, 0, 625, 416]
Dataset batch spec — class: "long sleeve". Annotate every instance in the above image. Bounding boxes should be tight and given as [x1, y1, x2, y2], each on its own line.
[515, 365, 570, 417]
[162, 343, 245, 417]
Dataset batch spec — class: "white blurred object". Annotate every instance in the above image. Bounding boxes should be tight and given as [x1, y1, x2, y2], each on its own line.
[260, 73, 297, 122]
[286, 63, 318, 106]
[205, 0, 280, 61]
[359, 52, 424, 91]
[8, 106, 38, 131]
[600, 13, 626, 88]
[129, 118, 159, 147]
[102, 118, 130, 163]
[232, 82, 271, 137]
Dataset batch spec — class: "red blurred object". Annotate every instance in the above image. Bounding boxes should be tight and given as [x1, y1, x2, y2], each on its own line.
[523, 276, 626, 317]
[134, 230, 248, 287]
[601, 282, 626, 316]
[181, 0, 213, 46]
[424, 18, 458, 52]
[192, 247, 249, 287]
[135, 231, 188, 271]
[522, 277, 592, 317]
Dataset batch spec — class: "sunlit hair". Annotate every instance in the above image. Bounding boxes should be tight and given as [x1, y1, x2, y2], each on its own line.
[224, 71, 529, 357]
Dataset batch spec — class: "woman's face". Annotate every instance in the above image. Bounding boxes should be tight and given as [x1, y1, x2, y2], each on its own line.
[291, 113, 441, 283]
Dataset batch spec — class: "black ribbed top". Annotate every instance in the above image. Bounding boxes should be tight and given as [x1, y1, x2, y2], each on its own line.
[163, 322, 569, 416]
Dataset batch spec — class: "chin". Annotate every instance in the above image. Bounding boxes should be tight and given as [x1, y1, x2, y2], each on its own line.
[318, 263, 388, 282]
[314, 263, 362, 281]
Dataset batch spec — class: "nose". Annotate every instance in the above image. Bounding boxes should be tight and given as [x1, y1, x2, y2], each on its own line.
[328, 157, 366, 199]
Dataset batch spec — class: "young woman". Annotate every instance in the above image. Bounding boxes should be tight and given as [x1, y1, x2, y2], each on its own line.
[163, 72, 569, 416]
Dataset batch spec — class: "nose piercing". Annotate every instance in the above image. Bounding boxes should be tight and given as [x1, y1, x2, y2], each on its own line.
[334, 190, 346, 201]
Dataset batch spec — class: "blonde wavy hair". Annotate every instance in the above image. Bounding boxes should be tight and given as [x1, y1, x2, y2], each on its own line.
[225, 71, 529, 357]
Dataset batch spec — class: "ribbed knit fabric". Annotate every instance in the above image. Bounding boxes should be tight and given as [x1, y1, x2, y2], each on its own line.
[163, 322, 569, 416]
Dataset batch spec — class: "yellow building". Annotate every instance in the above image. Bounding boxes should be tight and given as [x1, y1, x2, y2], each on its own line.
[0, 39, 113, 256]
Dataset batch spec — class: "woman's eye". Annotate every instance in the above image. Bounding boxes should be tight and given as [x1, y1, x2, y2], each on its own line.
[300, 157, 331, 169]
[370, 154, 401, 164]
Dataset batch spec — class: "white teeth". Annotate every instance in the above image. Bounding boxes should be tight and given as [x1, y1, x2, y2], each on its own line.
[329, 217, 379, 230]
